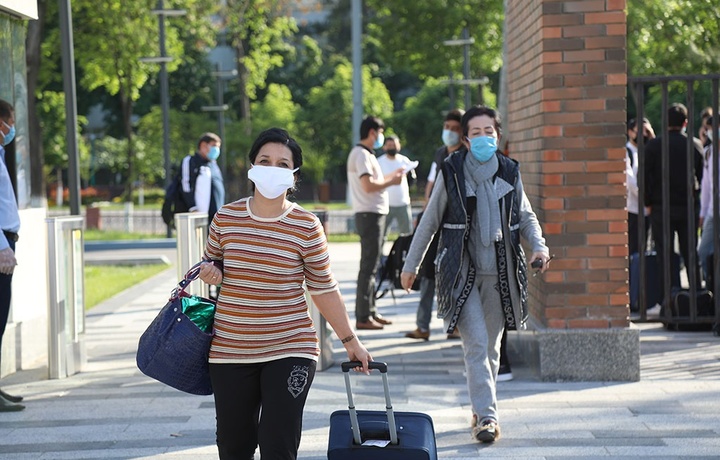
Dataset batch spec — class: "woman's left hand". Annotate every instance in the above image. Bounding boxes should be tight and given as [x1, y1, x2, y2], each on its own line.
[199, 261, 223, 285]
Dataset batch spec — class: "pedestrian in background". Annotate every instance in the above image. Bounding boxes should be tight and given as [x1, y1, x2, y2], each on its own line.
[644, 103, 704, 293]
[199, 127, 371, 460]
[400, 105, 550, 443]
[180, 132, 225, 224]
[377, 134, 416, 237]
[0, 98, 24, 412]
[626, 117, 655, 256]
[347, 116, 404, 330]
[405, 108, 465, 341]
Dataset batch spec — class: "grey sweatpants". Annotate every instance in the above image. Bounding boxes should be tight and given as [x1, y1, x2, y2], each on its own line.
[444, 274, 505, 423]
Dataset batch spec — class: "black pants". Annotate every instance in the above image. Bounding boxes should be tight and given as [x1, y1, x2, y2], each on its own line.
[354, 212, 385, 322]
[627, 212, 649, 256]
[0, 236, 15, 344]
[650, 210, 701, 292]
[209, 358, 317, 460]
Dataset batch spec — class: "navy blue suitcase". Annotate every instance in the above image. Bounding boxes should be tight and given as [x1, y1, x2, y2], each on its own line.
[327, 362, 438, 460]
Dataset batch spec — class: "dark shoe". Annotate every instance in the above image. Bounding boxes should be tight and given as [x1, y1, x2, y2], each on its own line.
[0, 395, 25, 412]
[447, 329, 461, 340]
[472, 415, 500, 443]
[404, 328, 430, 341]
[497, 364, 513, 382]
[372, 314, 393, 325]
[356, 319, 384, 330]
[0, 388, 23, 403]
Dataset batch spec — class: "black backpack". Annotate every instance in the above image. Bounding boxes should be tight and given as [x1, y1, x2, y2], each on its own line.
[161, 167, 188, 228]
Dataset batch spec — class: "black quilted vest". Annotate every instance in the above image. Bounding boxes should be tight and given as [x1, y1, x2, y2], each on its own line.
[435, 150, 528, 330]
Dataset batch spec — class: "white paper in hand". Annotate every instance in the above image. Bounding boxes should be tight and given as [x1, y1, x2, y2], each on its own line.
[403, 161, 419, 174]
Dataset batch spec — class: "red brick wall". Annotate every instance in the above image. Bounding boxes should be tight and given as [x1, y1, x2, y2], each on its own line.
[505, 0, 628, 329]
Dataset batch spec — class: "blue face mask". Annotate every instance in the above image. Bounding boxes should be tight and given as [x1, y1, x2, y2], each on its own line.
[468, 136, 497, 163]
[2, 122, 15, 146]
[207, 145, 220, 161]
[373, 132, 385, 150]
[442, 129, 460, 147]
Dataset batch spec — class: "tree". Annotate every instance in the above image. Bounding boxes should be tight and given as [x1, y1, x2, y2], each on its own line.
[300, 60, 393, 182]
[627, 0, 720, 128]
[224, 0, 298, 135]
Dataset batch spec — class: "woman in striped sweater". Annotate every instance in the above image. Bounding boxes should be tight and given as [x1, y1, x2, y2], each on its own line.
[198, 128, 371, 460]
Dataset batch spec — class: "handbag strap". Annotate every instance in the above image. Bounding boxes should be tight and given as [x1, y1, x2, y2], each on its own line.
[170, 261, 206, 299]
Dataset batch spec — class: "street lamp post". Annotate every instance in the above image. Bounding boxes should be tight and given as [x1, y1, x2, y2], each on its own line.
[140, 1, 186, 237]
[443, 28, 475, 109]
[201, 64, 237, 190]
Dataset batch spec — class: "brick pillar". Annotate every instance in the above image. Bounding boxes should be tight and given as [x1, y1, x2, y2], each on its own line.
[504, 0, 638, 381]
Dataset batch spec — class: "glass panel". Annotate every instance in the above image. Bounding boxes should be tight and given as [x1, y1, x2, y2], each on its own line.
[72, 228, 85, 335]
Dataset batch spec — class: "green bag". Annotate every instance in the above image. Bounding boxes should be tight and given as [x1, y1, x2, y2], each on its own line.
[181, 296, 216, 333]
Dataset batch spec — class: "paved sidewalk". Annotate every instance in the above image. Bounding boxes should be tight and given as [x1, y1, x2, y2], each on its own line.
[1, 242, 720, 459]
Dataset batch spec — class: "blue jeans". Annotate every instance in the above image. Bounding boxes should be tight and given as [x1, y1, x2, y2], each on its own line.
[354, 213, 386, 322]
[416, 276, 435, 331]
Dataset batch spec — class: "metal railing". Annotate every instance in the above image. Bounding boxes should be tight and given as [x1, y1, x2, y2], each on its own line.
[630, 74, 720, 331]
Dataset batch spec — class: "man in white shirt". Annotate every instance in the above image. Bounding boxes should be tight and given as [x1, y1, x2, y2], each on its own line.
[0, 99, 24, 411]
[180, 133, 225, 224]
[347, 116, 403, 330]
[377, 135, 416, 237]
[699, 115, 717, 281]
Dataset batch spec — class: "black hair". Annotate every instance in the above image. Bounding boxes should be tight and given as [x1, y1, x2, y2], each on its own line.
[197, 132, 221, 149]
[668, 103, 688, 129]
[445, 108, 465, 124]
[384, 134, 400, 144]
[360, 116, 384, 140]
[0, 99, 14, 121]
[461, 105, 502, 138]
[248, 127, 303, 196]
[627, 117, 650, 131]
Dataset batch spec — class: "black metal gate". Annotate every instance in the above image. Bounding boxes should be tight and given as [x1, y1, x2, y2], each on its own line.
[629, 74, 720, 333]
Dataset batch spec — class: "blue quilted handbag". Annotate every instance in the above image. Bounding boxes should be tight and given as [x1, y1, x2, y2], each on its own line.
[136, 262, 216, 395]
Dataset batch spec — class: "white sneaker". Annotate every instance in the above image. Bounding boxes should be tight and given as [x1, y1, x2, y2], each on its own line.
[646, 303, 662, 316]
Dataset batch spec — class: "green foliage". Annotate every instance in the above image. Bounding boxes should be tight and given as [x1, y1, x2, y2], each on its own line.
[391, 79, 450, 174]
[365, 0, 504, 80]
[301, 60, 393, 181]
[628, 0, 720, 77]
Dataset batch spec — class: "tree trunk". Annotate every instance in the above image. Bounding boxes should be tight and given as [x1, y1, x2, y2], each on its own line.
[119, 87, 135, 202]
[236, 40, 252, 137]
[25, 0, 47, 206]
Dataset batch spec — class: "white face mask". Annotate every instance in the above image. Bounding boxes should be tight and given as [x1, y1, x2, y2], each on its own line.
[248, 165, 298, 199]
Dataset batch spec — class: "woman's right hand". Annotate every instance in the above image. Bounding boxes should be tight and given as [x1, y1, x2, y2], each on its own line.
[199, 261, 223, 285]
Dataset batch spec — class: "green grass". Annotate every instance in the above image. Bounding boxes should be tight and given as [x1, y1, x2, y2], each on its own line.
[84, 264, 170, 309]
[84, 229, 166, 240]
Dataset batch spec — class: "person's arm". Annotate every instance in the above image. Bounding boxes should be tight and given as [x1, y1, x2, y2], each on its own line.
[626, 150, 638, 195]
[359, 169, 404, 193]
[516, 172, 551, 272]
[310, 290, 371, 374]
[400, 171, 448, 290]
[199, 213, 223, 284]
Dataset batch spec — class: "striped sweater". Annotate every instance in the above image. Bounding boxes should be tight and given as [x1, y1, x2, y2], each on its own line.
[204, 197, 338, 363]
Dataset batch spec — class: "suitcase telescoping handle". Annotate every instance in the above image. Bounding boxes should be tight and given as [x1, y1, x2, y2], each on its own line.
[341, 361, 398, 446]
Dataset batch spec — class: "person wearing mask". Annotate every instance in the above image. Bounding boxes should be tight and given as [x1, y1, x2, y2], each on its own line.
[626, 117, 655, 256]
[199, 127, 372, 460]
[405, 109, 465, 341]
[180, 132, 225, 224]
[0, 99, 23, 411]
[400, 105, 550, 443]
[377, 134, 416, 237]
[347, 116, 404, 330]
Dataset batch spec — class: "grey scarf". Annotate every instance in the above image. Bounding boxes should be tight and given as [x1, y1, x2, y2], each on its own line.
[465, 153, 502, 247]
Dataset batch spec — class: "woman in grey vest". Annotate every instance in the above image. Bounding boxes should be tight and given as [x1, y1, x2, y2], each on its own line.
[401, 105, 550, 443]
